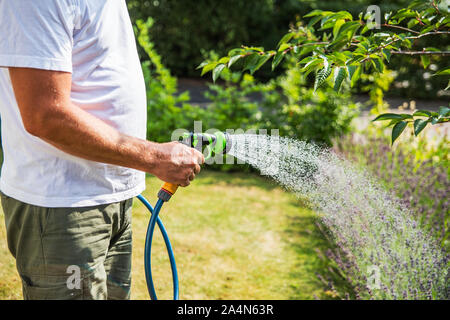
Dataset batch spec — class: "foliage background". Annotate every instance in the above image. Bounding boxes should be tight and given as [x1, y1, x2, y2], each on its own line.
[127, 0, 449, 100]
[136, 18, 360, 149]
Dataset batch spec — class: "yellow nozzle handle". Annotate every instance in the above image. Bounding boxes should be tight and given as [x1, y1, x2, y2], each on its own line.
[161, 182, 179, 195]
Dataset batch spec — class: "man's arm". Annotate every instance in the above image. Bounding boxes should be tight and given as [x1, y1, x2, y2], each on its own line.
[9, 67, 203, 187]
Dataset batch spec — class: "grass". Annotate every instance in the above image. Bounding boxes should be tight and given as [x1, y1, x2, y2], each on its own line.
[0, 170, 334, 300]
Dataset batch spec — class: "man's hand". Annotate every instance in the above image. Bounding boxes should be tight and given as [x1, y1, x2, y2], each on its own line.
[8, 67, 203, 185]
[153, 142, 204, 187]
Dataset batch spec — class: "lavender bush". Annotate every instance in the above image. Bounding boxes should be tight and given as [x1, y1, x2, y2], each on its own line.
[334, 133, 449, 250]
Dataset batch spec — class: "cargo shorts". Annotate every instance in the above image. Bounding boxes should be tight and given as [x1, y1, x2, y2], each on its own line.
[0, 191, 133, 300]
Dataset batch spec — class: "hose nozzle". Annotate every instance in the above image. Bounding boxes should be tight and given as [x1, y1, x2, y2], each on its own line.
[179, 131, 232, 159]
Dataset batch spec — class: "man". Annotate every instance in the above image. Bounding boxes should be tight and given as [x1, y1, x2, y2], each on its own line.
[0, 1, 204, 299]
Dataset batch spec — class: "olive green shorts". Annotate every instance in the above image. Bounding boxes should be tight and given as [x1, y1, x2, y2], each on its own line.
[0, 191, 133, 300]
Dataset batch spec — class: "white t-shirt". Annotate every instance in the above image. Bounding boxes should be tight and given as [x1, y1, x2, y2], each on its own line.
[0, 0, 147, 207]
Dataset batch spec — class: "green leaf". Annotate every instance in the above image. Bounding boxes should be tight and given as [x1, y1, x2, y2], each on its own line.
[382, 48, 391, 63]
[413, 110, 432, 117]
[243, 53, 260, 72]
[201, 62, 218, 76]
[420, 24, 437, 34]
[439, 106, 450, 117]
[349, 65, 361, 87]
[250, 54, 271, 74]
[361, 25, 369, 35]
[298, 45, 315, 57]
[391, 121, 407, 145]
[278, 43, 291, 52]
[217, 57, 230, 64]
[413, 119, 428, 136]
[304, 10, 324, 18]
[228, 55, 242, 68]
[277, 33, 294, 48]
[333, 19, 346, 39]
[272, 52, 284, 70]
[433, 67, 450, 76]
[298, 56, 315, 65]
[407, 18, 419, 28]
[320, 16, 334, 29]
[392, 9, 416, 20]
[331, 11, 353, 21]
[333, 21, 360, 41]
[372, 113, 405, 122]
[314, 64, 332, 92]
[401, 114, 414, 120]
[212, 64, 226, 82]
[371, 56, 384, 73]
[386, 119, 402, 127]
[307, 15, 322, 28]
[228, 48, 245, 56]
[196, 61, 209, 70]
[246, 46, 264, 52]
[346, 65, 357, 80]
[301, 59, 322, 77]
[333, 67, 347, 92]
[424, 47, 440, 52]
[420, 55, 430, 69]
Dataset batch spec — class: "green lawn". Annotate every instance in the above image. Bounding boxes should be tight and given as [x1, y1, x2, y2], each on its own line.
[0, 170, 335, 300]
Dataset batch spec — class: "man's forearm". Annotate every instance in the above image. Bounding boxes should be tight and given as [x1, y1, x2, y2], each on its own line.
[8, 67, 159, 173]
[35, 101, 161, 173]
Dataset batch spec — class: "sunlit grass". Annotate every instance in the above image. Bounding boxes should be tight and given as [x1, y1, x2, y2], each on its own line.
[0, 170, 333, 300]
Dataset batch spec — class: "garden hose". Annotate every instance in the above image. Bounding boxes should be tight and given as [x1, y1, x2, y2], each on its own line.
[137, 132, 232, 300]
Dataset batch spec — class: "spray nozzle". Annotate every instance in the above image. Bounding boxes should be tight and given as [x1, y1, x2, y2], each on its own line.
[179, 132, 232, 159]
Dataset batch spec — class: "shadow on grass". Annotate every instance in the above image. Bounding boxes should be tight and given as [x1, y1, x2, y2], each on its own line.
[283, 207, 354, 300]
[197, 169, 280, 191]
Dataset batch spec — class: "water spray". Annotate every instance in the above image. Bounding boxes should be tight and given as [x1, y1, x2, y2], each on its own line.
[137, 132, 232, 300]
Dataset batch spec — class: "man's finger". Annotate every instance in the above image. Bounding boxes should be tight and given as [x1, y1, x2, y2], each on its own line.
[193, 149, 205, 165]
[180, 179, 190, 187]
[194, 163, 201, 175]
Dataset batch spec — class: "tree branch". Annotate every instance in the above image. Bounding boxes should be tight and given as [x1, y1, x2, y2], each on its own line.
[390, 50, 450, 56]
[381, 24, 420, 35]
[408, 31, 450, 40]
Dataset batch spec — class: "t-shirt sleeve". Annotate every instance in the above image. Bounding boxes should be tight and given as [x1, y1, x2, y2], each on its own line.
[0, 0, 76, 73]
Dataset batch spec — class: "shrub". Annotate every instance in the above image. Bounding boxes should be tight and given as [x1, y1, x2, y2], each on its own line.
[258, 63, 360, 146]
[201, 71, 261, 132]
[190, 60, 359, 151]
[135, 18, 201, 142]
